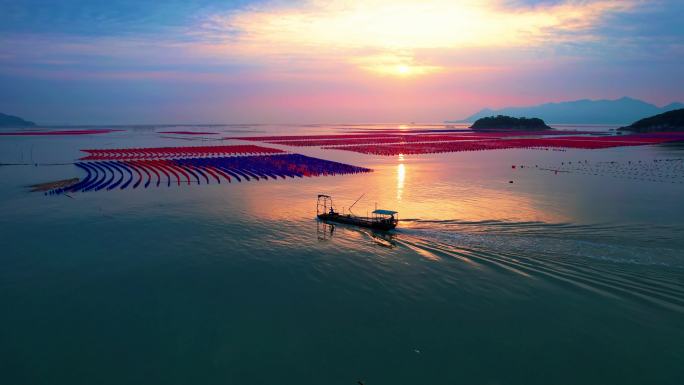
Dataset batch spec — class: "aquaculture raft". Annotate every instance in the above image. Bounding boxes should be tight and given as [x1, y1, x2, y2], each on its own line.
[46, 154, 371, 195]
[79, 144, 283, 160]
[232, 131, 684, 155]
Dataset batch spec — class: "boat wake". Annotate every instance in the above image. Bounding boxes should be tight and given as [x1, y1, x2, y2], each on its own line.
[391, 219, 684, 312]
[400, 219, 684, 264]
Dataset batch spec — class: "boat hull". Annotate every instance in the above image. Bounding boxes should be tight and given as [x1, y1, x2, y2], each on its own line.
[317, 213, 397, 231]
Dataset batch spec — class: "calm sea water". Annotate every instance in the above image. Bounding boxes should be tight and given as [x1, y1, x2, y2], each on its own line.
[1, 124, 683, 385]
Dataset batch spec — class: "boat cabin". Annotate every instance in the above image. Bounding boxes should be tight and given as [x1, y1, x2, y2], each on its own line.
[371, 208, 398, 227]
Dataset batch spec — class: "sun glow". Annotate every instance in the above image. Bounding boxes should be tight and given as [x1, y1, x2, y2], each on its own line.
[199, 0, 640, 77]
[353, 53, 442, 77]
[366, 63, 441, 77]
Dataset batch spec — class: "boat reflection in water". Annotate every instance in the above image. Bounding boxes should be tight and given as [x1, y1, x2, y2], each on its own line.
[316, 220, 397, 248]
[316, 221, 335, 241]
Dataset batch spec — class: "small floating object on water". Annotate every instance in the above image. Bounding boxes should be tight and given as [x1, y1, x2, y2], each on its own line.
[509, 180, 514, 183]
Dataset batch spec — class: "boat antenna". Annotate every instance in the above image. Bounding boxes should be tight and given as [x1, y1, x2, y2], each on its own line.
[348, 193, 365, 216]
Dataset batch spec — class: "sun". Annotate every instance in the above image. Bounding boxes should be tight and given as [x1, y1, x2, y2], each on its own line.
[353, 54, 442, 77]
[397, 65, 410, 75]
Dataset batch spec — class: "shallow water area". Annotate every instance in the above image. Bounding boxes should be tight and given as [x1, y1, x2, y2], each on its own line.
[1, 124, 683, 385]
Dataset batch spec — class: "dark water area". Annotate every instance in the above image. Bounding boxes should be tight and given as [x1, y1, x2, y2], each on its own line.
[1, 124, 683, 385]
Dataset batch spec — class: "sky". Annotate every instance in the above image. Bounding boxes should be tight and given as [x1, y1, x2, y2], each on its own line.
[0, 0, 683, 124]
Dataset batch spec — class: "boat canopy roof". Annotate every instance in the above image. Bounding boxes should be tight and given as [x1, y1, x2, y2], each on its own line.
[373, 209, 397, 215]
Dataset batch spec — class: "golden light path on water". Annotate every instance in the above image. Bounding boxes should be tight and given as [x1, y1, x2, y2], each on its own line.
[396, 156, 405, 201]
[207, 150, 571, 227]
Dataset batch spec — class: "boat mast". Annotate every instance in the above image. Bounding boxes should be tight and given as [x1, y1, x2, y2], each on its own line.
[348, 193, 365, 216]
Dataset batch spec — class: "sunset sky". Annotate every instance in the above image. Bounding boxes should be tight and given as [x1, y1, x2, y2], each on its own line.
[1, 0, 682, 124]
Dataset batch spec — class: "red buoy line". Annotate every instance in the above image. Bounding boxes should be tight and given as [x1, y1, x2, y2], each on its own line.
[80, 145, 284, 160]
[228, 131, 684, 155]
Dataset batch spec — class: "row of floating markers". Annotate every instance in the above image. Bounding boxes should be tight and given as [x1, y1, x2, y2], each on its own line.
[229, 130, 598, 143]
[47, 154, 372, 195]
[262, 135, 508, 147]
[264, 132, 608, 147]
[321, 135, 684, 155]
[324, 140, 525, 155]
[264, 136, 408, 147]
[518, 158, 684, 184]
[230, 131, 684, 155]
[0, 129, 122, 136]
[79, 144, 284, 160]
[345, 128, 601, 135]
[229, 134, 406, 141]
[156, 131, 218, 135]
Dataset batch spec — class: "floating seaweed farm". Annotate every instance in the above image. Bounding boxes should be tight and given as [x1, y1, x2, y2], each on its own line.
[80, 145, 284, 160]
[46, 145, 371, 195]
[156, 131, 219, 135]
[327, 135, 684, 155]
[230, 131, 595, 143]
[0, 129, 122, 136]
[230, 134, 403, 141]
[230, 131, 684, 155]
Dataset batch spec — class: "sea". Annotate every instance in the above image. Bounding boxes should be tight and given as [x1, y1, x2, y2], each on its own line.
[1, 124, 683, 385]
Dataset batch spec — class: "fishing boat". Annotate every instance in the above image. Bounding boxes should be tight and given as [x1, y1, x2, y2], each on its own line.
[316, 194, 398, 231]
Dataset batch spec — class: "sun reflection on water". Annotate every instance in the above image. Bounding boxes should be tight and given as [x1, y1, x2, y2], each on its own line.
[397, 162, 405, 201]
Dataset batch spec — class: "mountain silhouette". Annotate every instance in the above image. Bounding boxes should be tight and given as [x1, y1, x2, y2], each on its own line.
[449, 97, 684, 124]
[619, 108, 684, 132]
[0, 113, 36, 128]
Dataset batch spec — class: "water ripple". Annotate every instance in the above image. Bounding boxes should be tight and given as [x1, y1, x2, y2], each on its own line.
[392, 220, 684, 312]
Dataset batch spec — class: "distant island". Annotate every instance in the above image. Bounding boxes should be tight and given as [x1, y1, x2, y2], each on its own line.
[0, 113, 36, 128]
[448, 97, 684, 124]
[471, 115, 551, 130]
[619, 108, 684, 133]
